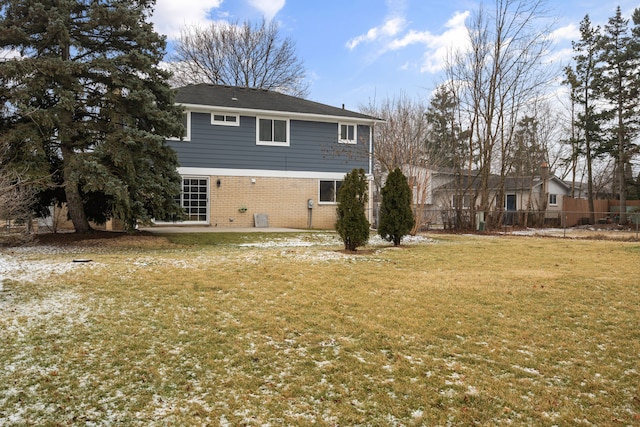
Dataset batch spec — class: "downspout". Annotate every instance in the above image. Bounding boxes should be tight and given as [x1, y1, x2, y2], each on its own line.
[368, 122, 374, 225]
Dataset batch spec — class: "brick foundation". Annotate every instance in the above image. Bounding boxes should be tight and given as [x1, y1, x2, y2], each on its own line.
[208, 175, 339, 229]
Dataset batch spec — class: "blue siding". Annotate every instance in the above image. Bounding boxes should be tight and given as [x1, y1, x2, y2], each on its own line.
[168, 113, 370, 173]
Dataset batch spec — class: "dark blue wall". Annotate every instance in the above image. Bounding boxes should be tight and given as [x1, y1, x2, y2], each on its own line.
[168, 113, 371, 173]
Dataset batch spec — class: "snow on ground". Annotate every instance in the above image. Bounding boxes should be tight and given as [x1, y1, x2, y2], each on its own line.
[0, 249, 91, 285]
[0, 234, 437, 287]
[0, 245, 101, 318]
[238, 233, 437, 263]
[507, 226, 639, 237]
[239, 233, 436, 248]
[507, 228, 568, 236]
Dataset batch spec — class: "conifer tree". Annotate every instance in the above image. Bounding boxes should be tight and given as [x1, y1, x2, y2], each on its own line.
[565, 15, 603, 224]
[599, 6, 640, 224]
[335, 168, 369, 251]
[378, 168, 414, 246]
[0, 0, 185, 233]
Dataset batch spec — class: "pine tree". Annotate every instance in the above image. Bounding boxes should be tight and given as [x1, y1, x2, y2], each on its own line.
[0, 0, 185, 233]
[424, 85, 466, 170]
[566, 15, 604, 224]
[599, 6, 640, 224]
[335, 168, 369, 251]
[378, 168, 414, 246]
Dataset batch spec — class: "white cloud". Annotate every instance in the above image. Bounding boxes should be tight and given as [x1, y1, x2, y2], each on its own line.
[152, 0, 223, 40]
[386, 10, 469, 73]
[248, 0, 286, 21]
[418, 10, 469, 73]
[345, 8, 469, 74]
[547, 47, 574, 68]
[346, 16, 407, 50]
[549, 23, 579, 43]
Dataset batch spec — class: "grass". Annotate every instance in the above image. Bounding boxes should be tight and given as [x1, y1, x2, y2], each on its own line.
[1, 232, 639, 426]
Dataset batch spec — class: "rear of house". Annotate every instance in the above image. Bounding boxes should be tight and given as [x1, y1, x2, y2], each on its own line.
[165, 84, 379, 229]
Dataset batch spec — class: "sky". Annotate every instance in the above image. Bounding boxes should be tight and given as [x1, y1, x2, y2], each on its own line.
[151, 0, 639, 112]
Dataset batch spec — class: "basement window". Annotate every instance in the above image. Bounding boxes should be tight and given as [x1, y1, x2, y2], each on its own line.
[319, 180, 343, 203]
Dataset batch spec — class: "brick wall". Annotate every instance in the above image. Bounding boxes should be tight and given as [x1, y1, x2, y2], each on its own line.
[208, 175, 339, 229]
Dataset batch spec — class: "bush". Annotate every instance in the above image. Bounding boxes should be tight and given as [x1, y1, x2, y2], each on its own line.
[378, 167, 415, 246]
[336, 168, 369, 251]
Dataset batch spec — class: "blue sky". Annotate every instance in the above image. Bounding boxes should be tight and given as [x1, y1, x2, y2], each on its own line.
[151, 0, 640, 111]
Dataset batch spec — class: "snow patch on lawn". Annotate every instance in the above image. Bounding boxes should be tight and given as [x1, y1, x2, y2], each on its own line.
[239, 233, 436, 248]
[0, 249, 94, 286]
[1, 289, 90, 336]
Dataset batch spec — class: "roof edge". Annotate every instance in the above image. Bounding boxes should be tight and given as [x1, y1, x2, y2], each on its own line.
[178, 102, 385, 124]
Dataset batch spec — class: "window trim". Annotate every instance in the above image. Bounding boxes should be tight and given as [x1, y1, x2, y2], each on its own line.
[452, 194, 471, 209]
[178, 176, 209, 223]
[256, 116, 290, 146]
[319, 179, 342, 204]
[339, 123, 357, 144]
[549, 193, 558, 206]
[211, 112, 240, 127]
[168, 111, 191, 141]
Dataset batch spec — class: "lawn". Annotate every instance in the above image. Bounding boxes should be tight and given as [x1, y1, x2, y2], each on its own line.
[1, 231, 639, 426]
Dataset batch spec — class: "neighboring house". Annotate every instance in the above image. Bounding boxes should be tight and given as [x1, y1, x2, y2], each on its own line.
[405, 164, 572, 228]
[164, 84, 381, 229]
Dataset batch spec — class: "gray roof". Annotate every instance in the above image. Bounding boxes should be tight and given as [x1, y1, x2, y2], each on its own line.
[174, 84, 379, 121]
[434, 172, 571, 192]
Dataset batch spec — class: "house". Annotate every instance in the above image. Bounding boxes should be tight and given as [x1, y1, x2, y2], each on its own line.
[403, 164, 572, 229]
[163, 84, 381, 229]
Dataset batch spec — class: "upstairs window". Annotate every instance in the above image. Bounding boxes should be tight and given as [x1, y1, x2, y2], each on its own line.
[168, 111, 191, 141]
[211, 113, 239, 126]
[257, 117, 289, 146]
[549, 194, 557, 206]
[339, 123, 356, 144]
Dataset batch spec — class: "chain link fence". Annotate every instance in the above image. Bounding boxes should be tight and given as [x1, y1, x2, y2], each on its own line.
[407, 207, 640, 232]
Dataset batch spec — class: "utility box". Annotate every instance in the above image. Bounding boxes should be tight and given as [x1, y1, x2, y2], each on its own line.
[254, 213, 269, 228]
[476, 212, 485, 231]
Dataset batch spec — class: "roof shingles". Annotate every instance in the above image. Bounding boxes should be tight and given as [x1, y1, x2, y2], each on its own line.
[174, 84, 378, 121]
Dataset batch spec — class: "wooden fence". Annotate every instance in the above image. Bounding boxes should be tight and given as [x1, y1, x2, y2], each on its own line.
[562, 197, 640, 227]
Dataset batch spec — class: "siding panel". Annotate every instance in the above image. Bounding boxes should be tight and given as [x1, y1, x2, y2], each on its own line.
[168, 113, 370, 173]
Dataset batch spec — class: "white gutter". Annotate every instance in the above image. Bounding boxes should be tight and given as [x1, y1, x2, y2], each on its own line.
[178, 103, 384, 125]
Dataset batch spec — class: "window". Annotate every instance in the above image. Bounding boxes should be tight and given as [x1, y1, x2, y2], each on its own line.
[549, 194, 557, 205]
[257, 117, 289, 146]
[168, 111, 191, 141]
[339, 123, 356, 144]
[174, 177, 208, 222]
[319, 180, 342, 203]
[211, 113, 239, 126]
[453, 195, 471, 209]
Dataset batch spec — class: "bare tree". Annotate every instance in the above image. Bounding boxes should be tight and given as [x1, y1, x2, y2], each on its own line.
[361, 92, 449, 232]
[170, 19, 309, 97]
[0, 170, 37, 236]
[443, 0, 556, 228]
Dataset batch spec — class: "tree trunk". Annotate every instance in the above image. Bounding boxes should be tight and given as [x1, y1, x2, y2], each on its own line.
[61, 145, 91, 234]
[617, 112, 627, 225]
[64, 181, 91, 234]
